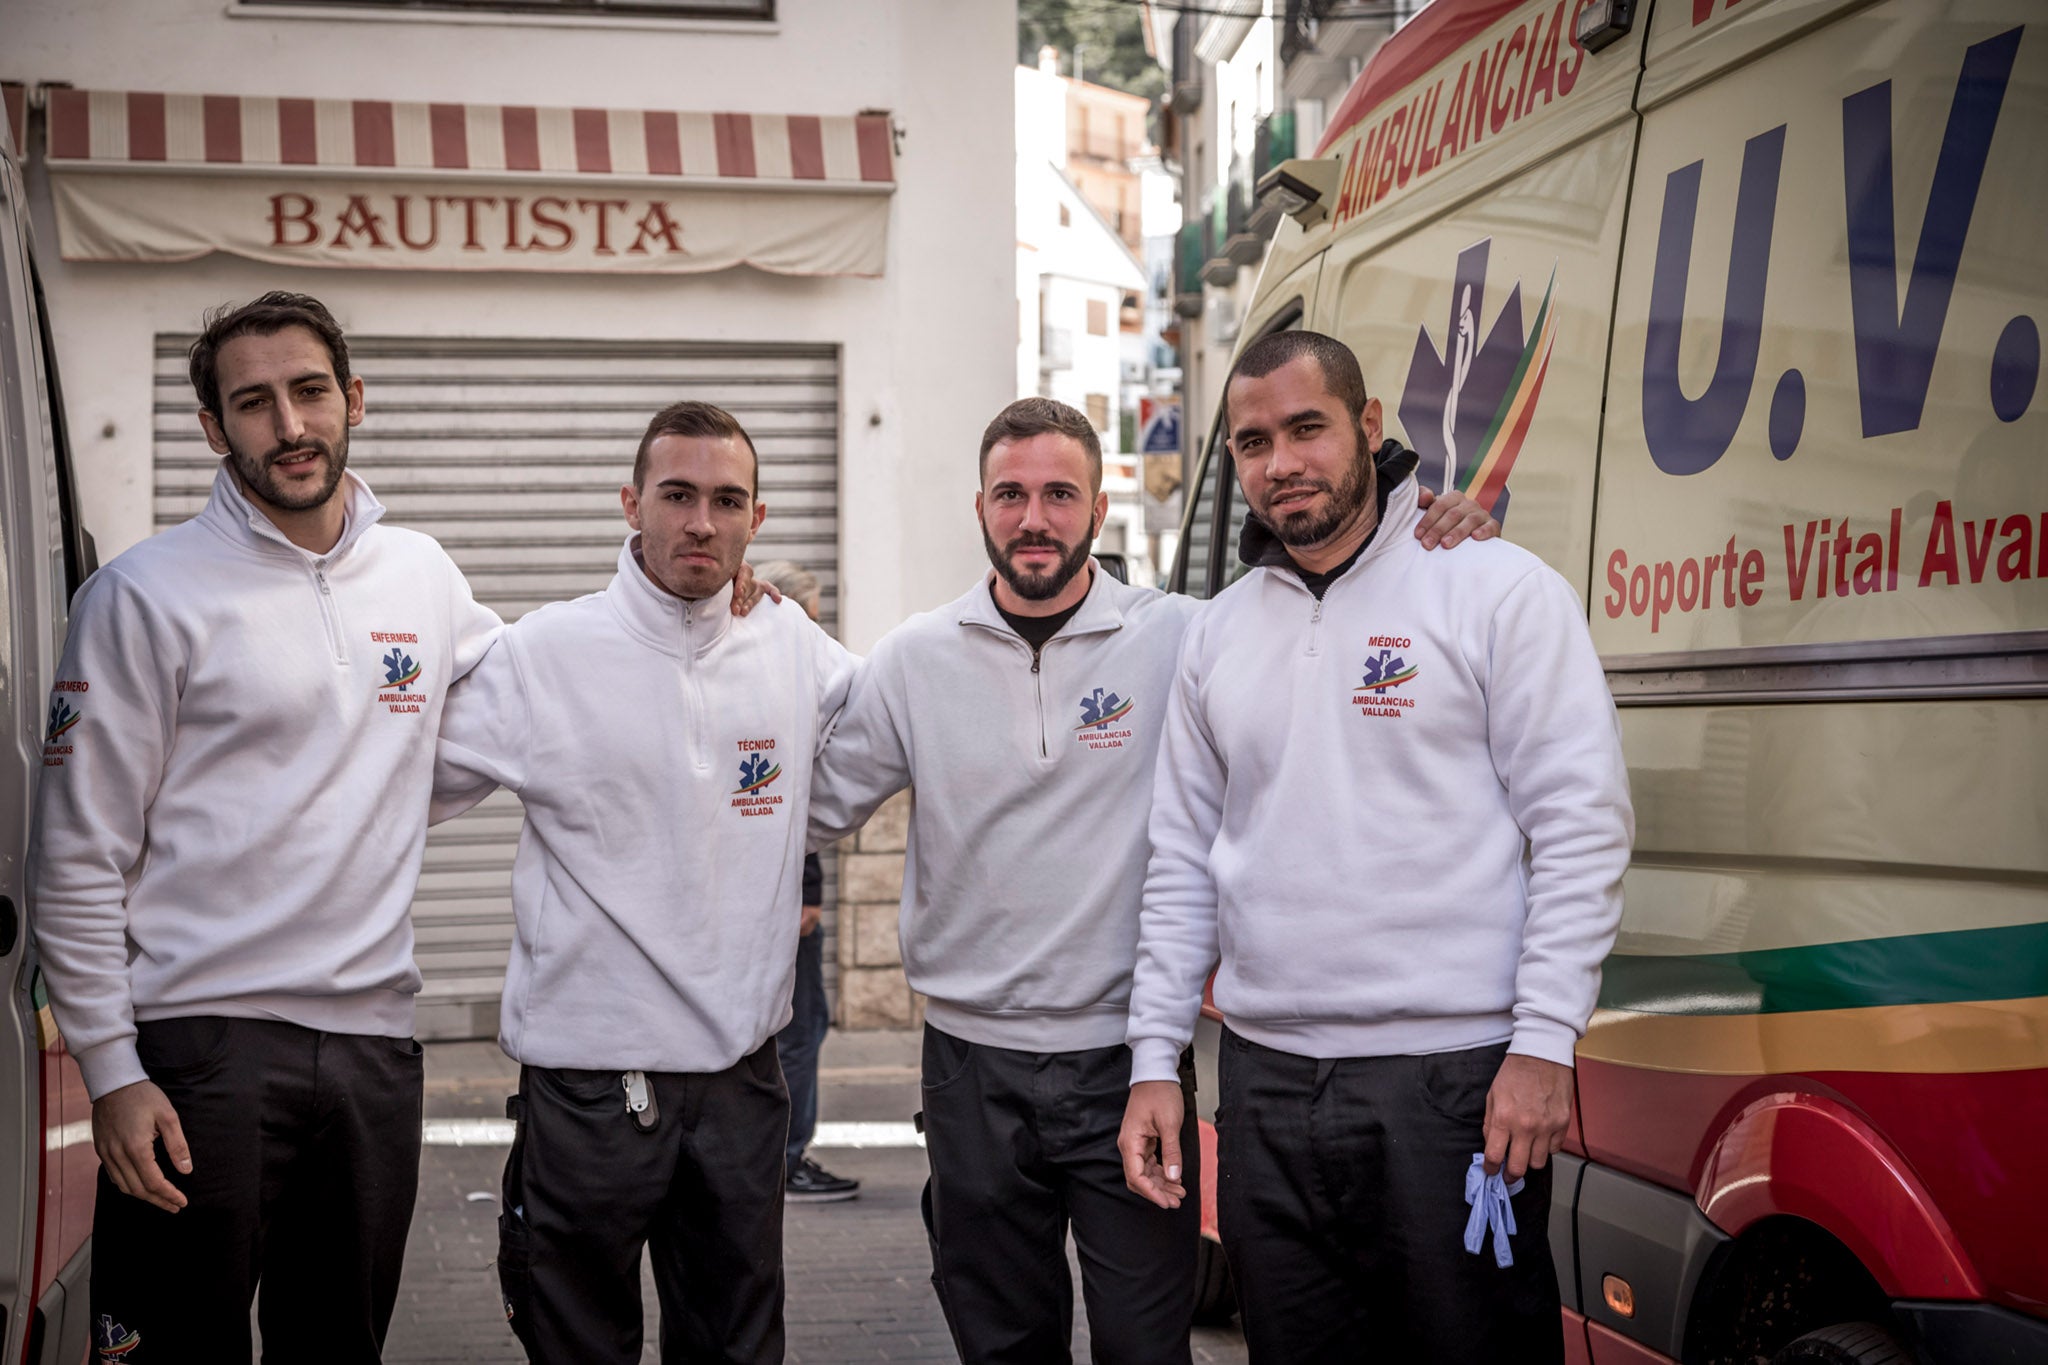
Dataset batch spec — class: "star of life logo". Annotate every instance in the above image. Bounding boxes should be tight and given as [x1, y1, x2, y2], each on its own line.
[373, 631, 426, 714]
[732, 739, 784, 817]
[1398, 238, 1559, 527]
[43, 679, 87, 767]
[1353, 636, 1419, 719]
[1075, 687, 1135, 750]
[96, 1313, 140, 1360]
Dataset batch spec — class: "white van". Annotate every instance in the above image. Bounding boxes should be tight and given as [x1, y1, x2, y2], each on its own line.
[1, 95, 100, 1365]
[1173, 1, 2046, 1361]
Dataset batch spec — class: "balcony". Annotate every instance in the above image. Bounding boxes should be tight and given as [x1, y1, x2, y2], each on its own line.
[1242, 111, 1299, 239]
[1200, 185, 1239, 287]
[1174, 221, 1207, 315]
[1222, 169, 1262, 269]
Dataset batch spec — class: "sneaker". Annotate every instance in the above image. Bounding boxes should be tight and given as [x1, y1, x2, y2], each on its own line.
[785, 1157, 860, 1203]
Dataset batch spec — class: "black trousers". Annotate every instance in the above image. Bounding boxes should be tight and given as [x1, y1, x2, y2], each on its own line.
[89, 1016, 424, 1365]
[497, 1041, 788, 1365]
[919, 1025, 1199, 1365]
[1216, 1029, 1563, 1364]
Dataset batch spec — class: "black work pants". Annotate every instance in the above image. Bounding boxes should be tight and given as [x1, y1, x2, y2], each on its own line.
[919, 1025, 1199, 1365]
[1216, 1029, 1562, 1364]
[89, 1015, 424, 1364]
[497, 1041, 788, 1365]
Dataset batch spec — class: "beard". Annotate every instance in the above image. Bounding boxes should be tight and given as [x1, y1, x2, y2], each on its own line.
[982, 524, 1095, 602]
[1257, 429, 1375, 548]
[228, 428, 350, 513]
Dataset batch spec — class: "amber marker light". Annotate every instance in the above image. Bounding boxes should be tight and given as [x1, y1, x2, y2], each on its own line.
[1602, 1274, 1636, 1319]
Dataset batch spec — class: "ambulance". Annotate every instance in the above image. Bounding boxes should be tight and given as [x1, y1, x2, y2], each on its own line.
[1, 92, 100, 1365]
[1171, 0, 2047, 1360]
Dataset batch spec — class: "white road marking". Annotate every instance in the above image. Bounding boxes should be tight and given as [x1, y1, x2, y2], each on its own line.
[415, 1117, 926, 1149]
[810, 1121, 924, 1149]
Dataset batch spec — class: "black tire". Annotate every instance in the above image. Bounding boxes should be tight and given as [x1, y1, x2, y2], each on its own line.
[1769, 1322, 1914, 1365]
[1191, 1234, 1237, 1326]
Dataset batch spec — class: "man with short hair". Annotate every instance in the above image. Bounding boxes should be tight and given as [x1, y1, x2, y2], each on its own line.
[29, 291, 501, 1360]
[435, 400, 855, 1363]
[1119, 331, 1633, 1362]
[807, 395, 1494, 1362]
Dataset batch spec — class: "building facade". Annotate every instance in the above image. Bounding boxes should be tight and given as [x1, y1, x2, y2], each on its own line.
[1148, 0, 1413, 504]
[1014, 51, 1154, 583]
[6, 0, 1017, 1033]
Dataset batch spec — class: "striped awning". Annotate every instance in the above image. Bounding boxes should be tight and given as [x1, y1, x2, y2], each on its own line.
[10, 83, 897, 276]
[40, 87, 894, 187]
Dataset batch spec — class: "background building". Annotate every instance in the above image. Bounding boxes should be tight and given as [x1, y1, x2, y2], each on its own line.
[1015, 47, 1156, 583]
[5, 0, 1017, 1034]
[1146, 0, 1416, 513]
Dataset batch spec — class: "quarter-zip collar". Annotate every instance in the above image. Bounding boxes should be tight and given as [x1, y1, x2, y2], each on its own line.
[1238, 441, 1421, 597]
[607, 534, 736, 658]
[198, 458, 384, 564]
[957, 562, 1128, 645]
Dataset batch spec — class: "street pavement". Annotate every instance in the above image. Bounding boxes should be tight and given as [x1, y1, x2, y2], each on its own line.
[383, 1031, 1249, 1364]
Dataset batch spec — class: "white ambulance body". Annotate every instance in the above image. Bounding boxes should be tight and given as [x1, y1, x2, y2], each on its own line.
[1174, 1, 2047, 1360]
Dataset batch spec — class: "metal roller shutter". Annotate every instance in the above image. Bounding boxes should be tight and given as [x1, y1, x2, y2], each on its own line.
[152, 335, 843, 1041]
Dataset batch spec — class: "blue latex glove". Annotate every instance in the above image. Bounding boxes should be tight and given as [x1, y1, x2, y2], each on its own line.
[1463, 1153, 1525, 1267]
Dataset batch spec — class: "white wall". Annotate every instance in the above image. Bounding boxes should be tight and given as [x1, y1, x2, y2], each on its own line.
[13, 0, 1016, 652]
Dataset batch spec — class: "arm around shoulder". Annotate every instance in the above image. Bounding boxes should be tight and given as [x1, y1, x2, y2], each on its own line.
[806, 634, 911, 852]
[433, 629, 533, 821]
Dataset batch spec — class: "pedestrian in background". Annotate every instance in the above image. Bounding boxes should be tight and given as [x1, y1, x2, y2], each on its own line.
[1120, 331, 1633, 1362]
[28, 293, 501, 1362]
[752, 559, 861, 1206]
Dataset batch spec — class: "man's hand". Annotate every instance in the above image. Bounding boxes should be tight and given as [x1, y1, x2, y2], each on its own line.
[1482, 1053, 1574, 1183]
[1413, 485, 1500, 549]
[800, 902, 822, 937]
[1118, 1080, 1188, 1210]
[93, 1080, 192, 1213]
[730, 562, 784, 617]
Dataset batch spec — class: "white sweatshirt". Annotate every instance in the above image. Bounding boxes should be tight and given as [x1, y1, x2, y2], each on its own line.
[29, 463, 500, 1100]
[808, 567, 1200, 1051]
[1126, 475, 1633, 1085]
[434, 538, 856, 1073]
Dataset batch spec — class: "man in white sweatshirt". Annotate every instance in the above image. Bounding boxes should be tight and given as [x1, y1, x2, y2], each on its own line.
[1118, 331, 1633, 1362]
[807, 397, 1494, 1363]
[434, 400, 855, 1364]
[28, 292, 501, 1361]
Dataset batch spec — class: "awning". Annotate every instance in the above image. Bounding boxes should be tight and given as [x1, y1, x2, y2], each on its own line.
[13, 83, 897, 277]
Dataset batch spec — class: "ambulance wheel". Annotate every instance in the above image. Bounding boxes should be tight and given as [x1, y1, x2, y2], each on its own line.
[1191, 1234, 1236, 1325]
[1769, 1322, 1913, 1364]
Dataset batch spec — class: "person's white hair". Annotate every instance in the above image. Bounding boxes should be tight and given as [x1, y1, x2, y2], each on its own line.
[751, 559, 821, 618]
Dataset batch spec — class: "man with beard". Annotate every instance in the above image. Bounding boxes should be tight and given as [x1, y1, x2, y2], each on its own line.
[1119, 331, 1632, 1362]
[433, 400, 855, 1363]
[807, 396, 1494, 1362]
[28, 292, 501, 1360]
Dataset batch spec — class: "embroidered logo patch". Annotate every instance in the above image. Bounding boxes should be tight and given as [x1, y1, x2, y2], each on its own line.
[732, 740, 784, 816]
[96, 1313, 140, 1360]
[372, 631, 426, 714]
[1353, 636, 1419, 719]
[1075, 687, 1135, 750]
[44, 680, 87, 768]
[45, 698, 81, 743]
